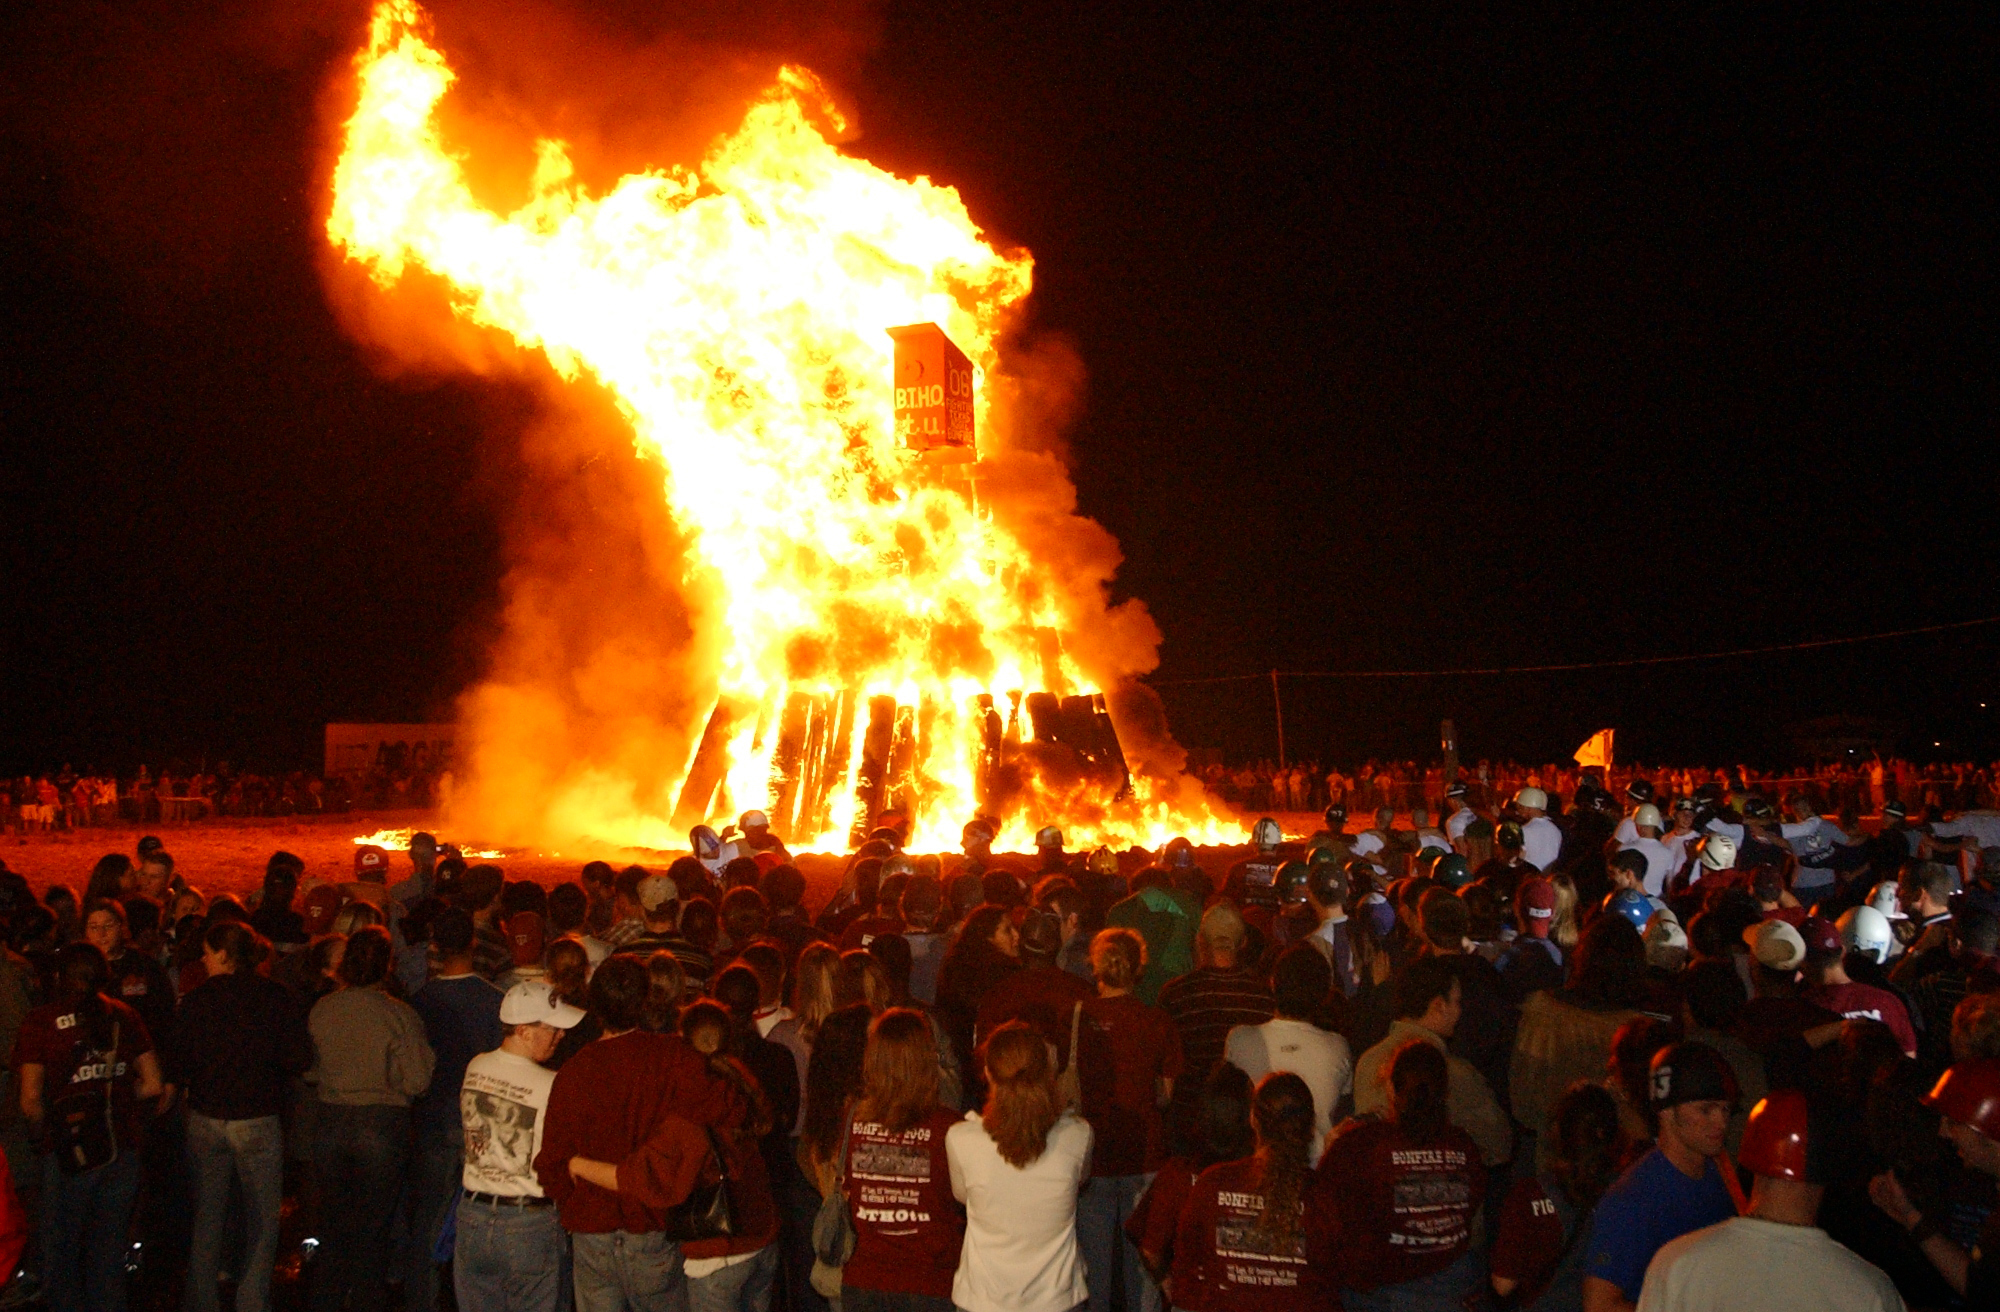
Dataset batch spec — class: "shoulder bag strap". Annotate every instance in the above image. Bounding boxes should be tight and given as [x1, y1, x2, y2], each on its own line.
[1067, 1001, 1082, 1070]
[703, 1123, 731, 1182]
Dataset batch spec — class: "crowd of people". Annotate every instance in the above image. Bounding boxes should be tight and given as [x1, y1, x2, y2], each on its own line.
[3, 755, 450, 831]
[0, 773, 1996, 1312]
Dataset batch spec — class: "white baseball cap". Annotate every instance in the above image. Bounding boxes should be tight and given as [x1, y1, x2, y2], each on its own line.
[1744, 919, 1806, 972]
[500, 980, 586, 1029]
[638, 874, 679, 912]
[1516, 787, 1548, 811]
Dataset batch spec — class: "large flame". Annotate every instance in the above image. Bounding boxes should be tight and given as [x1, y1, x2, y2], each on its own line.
[327, 1, 1235, 852]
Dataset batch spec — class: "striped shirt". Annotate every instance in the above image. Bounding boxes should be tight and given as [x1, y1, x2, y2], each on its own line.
[1157, 965, 1274, 1090]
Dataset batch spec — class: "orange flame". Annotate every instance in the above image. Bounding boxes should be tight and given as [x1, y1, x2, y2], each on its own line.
[327, 1, 1237, 853]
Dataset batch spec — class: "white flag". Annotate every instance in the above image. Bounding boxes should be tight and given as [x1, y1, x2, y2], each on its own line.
[1573, 728, 1615, 770]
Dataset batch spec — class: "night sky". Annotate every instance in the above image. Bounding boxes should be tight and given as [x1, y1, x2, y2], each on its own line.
[5, 2, 1995, 775]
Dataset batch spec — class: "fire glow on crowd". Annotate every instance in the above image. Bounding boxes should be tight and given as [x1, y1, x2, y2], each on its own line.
[326, 0, 1233, 857]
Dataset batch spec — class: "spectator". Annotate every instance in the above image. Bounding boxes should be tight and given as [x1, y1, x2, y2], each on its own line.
[459, 863, 514, 980]
[1322, 1039, 1488, 1311]
[306, 925, 435, 1312]
[1866, 1056, 2000, 1301]
[1224, 944, 1352, 1159]
[944, 1022, 1093, 1312]
[1581, 1042, 1741, 1312]
[1797, 916, 1916, 1058]
[80, 899, 176, 1079]
[935, 907, 1021, 1091]
[406, 907, 505, 1311]
[793, 1003, 873, 1312]
[1354, 954, 1511, 1166]
[1158, 903, 1275, 1138]
[973, 910, 1099, 1100]
[1125, 1062, 1254, 1292]
[1491, 1081, 1625, 1310]
[15, 942, 164, 1312]
[837, 1008, 967, 1312]
[1512, 917, 1649, 1166]
[1166, 1072, 1340, 1311]
[250, 856, 307, 947]
[899, 875, 949, 1004]
[455, 980, 586, 1312]
[1079, 928, 1183, 1312]
[1104, 868, 1198, 1005]
[1637, 1090, 1901, 1312]
[173, 919, 312, 1312]
[534, 955, 740, 1312]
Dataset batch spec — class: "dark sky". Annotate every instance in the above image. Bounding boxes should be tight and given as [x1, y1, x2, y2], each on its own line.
[4, 2, 1996, 775]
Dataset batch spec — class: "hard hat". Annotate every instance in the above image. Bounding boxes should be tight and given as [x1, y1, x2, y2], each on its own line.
[691, 825, 724, 859]
[1633, 804, 1663, 829]
[1306, 841, 1342, 867]
[1162, 836, 1196, 869]
[1604, 888, 1653, 929]
[739, 810, 770, 829]
[1836, 904, 1894, 964]
[1742, 795, 1776, 821]
[1649, 1041, 1738, 1111]
[1495, 821, 1525, 851]
[1323, 805, 1346, 826]
[1883, 800, 1908, 820]
[1445, 781, 1467, 799]
[1516, 786, 1549, 811]
[1869, 881, 1908, 920]
[1644, 913, 1688, 965]
[1035, 826, 1064, 849]
[1924, 1058, 2000, 1142]
[1739, 1089, 1834, 1182]
[1626, 779, 1656, 803]
[1275, 859, 1311, 901]
[1088, 846, 1121, 876]
[1252, 817, 1283, 849]
[1697, 833, 1737, 871]
[962, 818, 995, 843]
[1432, 854, 1472, 890]
[1414, 849, 1442, 880]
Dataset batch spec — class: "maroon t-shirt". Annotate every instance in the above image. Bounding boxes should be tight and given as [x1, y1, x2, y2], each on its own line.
[1169, 1156, 1341, 1312]
[841, 1106, 965, 1297]
[1489, 1175, 1566, 1304]
[13, 997, 154, 1150]
[1082, 993, 1185, 1176]
[1127, 1157, 1201, 1265]
[839, 917, 907, 952]
[1804, 981, 1918, 1056]
[1317, 1118, 1485, 1291]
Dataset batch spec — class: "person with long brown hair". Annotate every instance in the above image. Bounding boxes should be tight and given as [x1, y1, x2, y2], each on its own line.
[1490, 1081, 1624, 1310]
[1321, 1040, 1487, 1311]
[1166, 1072, 1340, 1311]
[838, 1008, 966, 1312]
[945, 1021, 1092, 1312]
[935, 906, 1022, 1088]
[793, 942, 844, 1048]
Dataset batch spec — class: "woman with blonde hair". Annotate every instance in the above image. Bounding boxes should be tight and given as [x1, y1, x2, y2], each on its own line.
[945, 1022, 1092, 1312]
[793, 942, 842, 1047]
[1548, 872, 1581, 954]
[838, 1009, 966, 1312]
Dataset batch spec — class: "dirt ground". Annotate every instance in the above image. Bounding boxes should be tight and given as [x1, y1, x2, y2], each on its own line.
[0, 808, 1299, 906]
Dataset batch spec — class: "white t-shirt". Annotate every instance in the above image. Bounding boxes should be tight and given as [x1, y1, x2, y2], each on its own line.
[1636, 1217, 1904, 1312]
[1704, 818, 1746, 846]
[460, 1048, 557, 1197]
[1781, 816, 1851, 888]
[1446, 805, 1477, 840]
[1223, 1017, 1353, 1161]
[1415, 827, 1451, 854]
[1617, 836, 1675, 897]
[1522, 815, 1562, 871]
[1929, 810, 2000, 849]
[946, 1110, 1093, 1312]
[1614, 814, 1640, 846]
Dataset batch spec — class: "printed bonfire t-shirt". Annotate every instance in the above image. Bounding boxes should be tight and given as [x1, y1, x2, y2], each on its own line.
[461, 1048, 556, 1197]
[842, 1106, 965, 1296]
[1168, 1157, 1339, 1312]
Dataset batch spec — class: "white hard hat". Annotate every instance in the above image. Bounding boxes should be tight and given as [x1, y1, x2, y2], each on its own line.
[1838, 905, 1894, 964]
[1869, 881, 1908, 920]
[1252, 817, 1283, 848]
[1633, 804, 1663, 829]
[1516, 787, 1548, 811]
[1698, 833, 1737, 871]
[1035, 826, 1064, 848]
[739, 810, 769, 829]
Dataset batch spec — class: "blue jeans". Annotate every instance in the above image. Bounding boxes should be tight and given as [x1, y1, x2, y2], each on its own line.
[41, 1149, 142, 1312]
[1078, 1173, 1158, 1312]
[687, 1244, 776, 1312]
[455, 1197, 571, 1312]
[309, 1104, 409, 1312]
[186, 1112, 285, 1312]
[1340, 1248, 1485, 1312]
[401, 1128, 464, 1311]
[572, 1229, 687, 1312]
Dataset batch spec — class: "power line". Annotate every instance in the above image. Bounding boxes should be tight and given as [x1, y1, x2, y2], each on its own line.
[1145, 614, 2000, 687]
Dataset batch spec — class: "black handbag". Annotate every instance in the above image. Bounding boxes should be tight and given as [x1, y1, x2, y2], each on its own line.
[662, 1125, 737, 1243]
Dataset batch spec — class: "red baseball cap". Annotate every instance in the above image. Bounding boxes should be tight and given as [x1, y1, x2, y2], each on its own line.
[1799, 915, 1843, 957]
[1519, 877, 1557, 936]
[506, 911, 546, 967]
[301, 885, 347, 937]
[354, 845, 391, 880]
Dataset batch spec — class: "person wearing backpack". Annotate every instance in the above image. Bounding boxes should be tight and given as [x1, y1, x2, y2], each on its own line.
[13, 942, 164, 1312]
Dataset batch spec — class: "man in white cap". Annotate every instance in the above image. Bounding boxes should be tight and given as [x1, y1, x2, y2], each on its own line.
[1618, 804, 1674, 897]
[731, 810, 789, 860]
[455, 980, 585, 1312]
[1516, 787, 1562, 872]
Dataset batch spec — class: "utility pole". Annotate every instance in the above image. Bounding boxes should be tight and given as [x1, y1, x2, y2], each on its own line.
[1272, 670, 1286, 769]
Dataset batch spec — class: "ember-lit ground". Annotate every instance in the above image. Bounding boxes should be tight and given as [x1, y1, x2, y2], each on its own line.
[1, 809, 1299, 903]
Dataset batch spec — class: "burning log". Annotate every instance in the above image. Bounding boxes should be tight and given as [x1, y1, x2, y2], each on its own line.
[673, 698, 741, 830]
